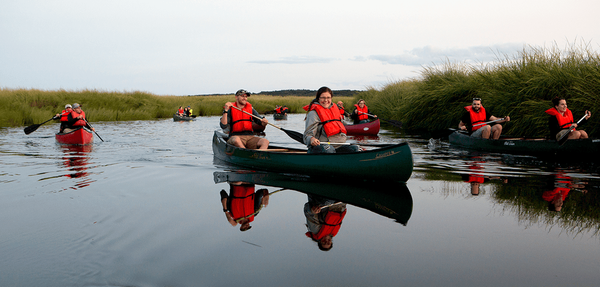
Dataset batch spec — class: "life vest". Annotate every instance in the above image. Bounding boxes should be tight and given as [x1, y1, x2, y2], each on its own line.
[305, 210, 346, 240]
[187, 109, 193, 116]
[303, 104, 310, 111]
[177, 108, 184, 115]
[70, 110, 87, 127]
[464, 105, 487, 131]
[230, 103, 254, 134]
[60, 110, 69, 122]
[354, 104, 369, 121]
[545, 107, 574, 130]
[229, 185, 256, 223]
[310, 104, 347, 137]
[275, 106, 282, 113]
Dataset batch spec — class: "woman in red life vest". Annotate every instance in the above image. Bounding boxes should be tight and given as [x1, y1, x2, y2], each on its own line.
[304, 194, 347, 251]
[303, 87, 360, 154]
[220, 182, 269, 232]
[350, 99, 377, 124]
[220, 89, 269, 150]
[458, 98, 510, 139]
[65, 103, 95, 133]
[177, 106, 184, 116]
[545, 97, 591, 141]
[55, 104, 73, 133]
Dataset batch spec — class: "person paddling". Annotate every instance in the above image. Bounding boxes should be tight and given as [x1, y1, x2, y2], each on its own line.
[64, 103, 95, 133]
[350, 99, 377, 124]
[545, 97, 591, 141]
[55, 104, 73, 133]
[458, 97, 509, 139]
[220, 89, 269, 150]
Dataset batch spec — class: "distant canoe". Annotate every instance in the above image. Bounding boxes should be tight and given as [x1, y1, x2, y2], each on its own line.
[212, 130, 413, 182]
[173, 114, 196, 121]
[214, 170, 413, 225]
[449, 130, 600, 158]
[56, 127, 93, 145]
[344, 119, 380, 136]
[273, 113, 288, 120]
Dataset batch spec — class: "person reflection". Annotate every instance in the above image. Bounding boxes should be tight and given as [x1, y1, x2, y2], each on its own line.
[220, 182, 269, 231]
[462, 160, 507, 196]
[543, 171, 587, 212]
[304, 194, 346, 251]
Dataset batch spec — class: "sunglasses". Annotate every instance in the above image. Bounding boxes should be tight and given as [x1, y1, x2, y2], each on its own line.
[473, 98, 481, 101]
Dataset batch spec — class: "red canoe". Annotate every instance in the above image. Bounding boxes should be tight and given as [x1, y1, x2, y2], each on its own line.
[344, 119, 380, 136]
[55, 127, 94, 145]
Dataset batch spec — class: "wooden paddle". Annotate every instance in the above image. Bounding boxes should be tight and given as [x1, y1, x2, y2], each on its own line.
[83, 118, 104, 142]
[23, 116, 58, 135]
[229, 106, 305, 144]
[356, 111, 402, 128]
[557, 114, 587, 146]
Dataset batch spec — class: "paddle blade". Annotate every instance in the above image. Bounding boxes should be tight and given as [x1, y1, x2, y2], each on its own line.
[283, 128, 305, 144]
[557, 130, 572, 146]
[23, 124, 41, 135]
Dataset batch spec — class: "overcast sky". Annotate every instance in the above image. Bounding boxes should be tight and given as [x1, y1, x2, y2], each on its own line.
[1, 0, 599, 95]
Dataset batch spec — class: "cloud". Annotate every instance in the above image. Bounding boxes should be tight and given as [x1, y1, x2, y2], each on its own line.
[364, 43, 525, 66]
[248, 56, 338, 64]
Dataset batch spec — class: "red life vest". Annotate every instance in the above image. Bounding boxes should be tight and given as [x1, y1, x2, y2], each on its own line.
[310, 104, 347, 137]
[464, 105, 487, 131]
[229, 185, 256, 223]
[70, 110, 87, 127]
[230, 103, 254, 134]
[354, 104, 369, 121]
[303, 104, 310, 111]
[60, 110, 69, 122]
[545, 107, 574, 129]
[305, 210, 346, 240]
[275, 107, 282, 113]
[178, 108, 184, 115]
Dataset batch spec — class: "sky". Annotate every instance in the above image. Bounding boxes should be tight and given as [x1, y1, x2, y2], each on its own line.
[1, 0, 599, 95]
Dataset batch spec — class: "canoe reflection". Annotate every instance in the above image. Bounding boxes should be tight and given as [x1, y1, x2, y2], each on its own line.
[59, 144, 95, 188]
[213, 170, 413, 226]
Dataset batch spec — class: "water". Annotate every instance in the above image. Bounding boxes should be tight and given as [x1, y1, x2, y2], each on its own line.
[1, 114, 599, 286]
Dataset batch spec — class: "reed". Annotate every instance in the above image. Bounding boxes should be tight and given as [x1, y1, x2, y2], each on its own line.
[352, 41, 600, 137]
[0, 88, 353, 128]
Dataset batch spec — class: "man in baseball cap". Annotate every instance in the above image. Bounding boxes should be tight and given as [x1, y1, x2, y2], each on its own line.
[220, 89, 269, 149]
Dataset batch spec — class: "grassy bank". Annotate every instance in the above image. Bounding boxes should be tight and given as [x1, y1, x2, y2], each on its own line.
[0, 88, 354, 128]
[354, 42, 600, 137]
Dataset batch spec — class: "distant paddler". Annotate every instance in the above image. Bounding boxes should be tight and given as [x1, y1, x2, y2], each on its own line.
[458, 97, 509, 139]
[64, 103, 95, 133]
[350, 99, 377, 124]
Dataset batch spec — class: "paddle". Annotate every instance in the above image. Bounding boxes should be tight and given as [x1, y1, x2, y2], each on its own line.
[557, 114, 587, 145]
[230, 106, 305, 144]
[23, 116, 58, 135]
[356, 111, 402, 128]
[472, 117, 508, 128]
[83, 118, 104, 142]
[320, 142, 396, 147]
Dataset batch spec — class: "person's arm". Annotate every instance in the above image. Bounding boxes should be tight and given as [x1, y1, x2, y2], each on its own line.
[304, 111, 321, 146]
[220, 103, 233, 129]
[460, 112, 471, 131]
[252, 108, 268, 126]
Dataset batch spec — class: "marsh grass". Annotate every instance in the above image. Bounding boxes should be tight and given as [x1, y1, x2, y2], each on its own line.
[0, 88, 353, 128]
[354, 42, 600, 137]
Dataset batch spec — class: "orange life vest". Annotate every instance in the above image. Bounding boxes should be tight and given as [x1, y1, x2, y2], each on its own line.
[310, 104, 347, 137]
[545, 107, 574, 130]
[230, 103, 254, 134]
[275, 107, 282, 113]
[354, 104, 369, 121]
[229, 185, 256, 223]
[305, 209, 346, 240]
[464, 106, 487, 131]
[60, 110, 69, 122]
[70, 110, 87, 127]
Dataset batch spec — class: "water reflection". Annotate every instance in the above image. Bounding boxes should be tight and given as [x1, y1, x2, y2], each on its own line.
[543, 169, 588, 212]
[461, 158, 508, 196]
[214, 170, 413, 226]
[304, 194, 346, 251]
[219, 181, 270, 232]
[59, 144, 95, 189]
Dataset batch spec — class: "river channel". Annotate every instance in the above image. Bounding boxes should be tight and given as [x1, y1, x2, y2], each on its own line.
[1, 114, 599, 286]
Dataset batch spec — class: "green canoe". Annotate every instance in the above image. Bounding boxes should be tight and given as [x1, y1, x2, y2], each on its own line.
[449, 130, 600, 158]
[214, 170, 413, 225]
[173, 114, 196, 121]
[212, 130, 413, 182]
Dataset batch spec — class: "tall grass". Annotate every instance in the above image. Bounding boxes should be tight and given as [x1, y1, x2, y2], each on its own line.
[353, 42, 600, 137]
[0, 88, 353, 128]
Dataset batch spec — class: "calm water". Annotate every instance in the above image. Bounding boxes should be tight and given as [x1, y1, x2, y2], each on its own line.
[1, 114, 599, 286]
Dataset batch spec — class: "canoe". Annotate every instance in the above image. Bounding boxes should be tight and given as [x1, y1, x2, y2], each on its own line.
[449, 130, 600, 158]
[214, 170, 413, 225]
[344, 119, 380, 136]
[273, 113, 287, 120]
[173, 114, 195, 121]
[55, 127, 93, 145]
[212, 130, 413, 182]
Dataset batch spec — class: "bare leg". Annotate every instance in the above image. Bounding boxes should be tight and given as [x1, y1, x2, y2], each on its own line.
[579, 130, 589, 139]
[256, 138, 270, 150]
[491, 125, 503, 139]
[228, 136, 246, 148]
[481, 125, 491, 139]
